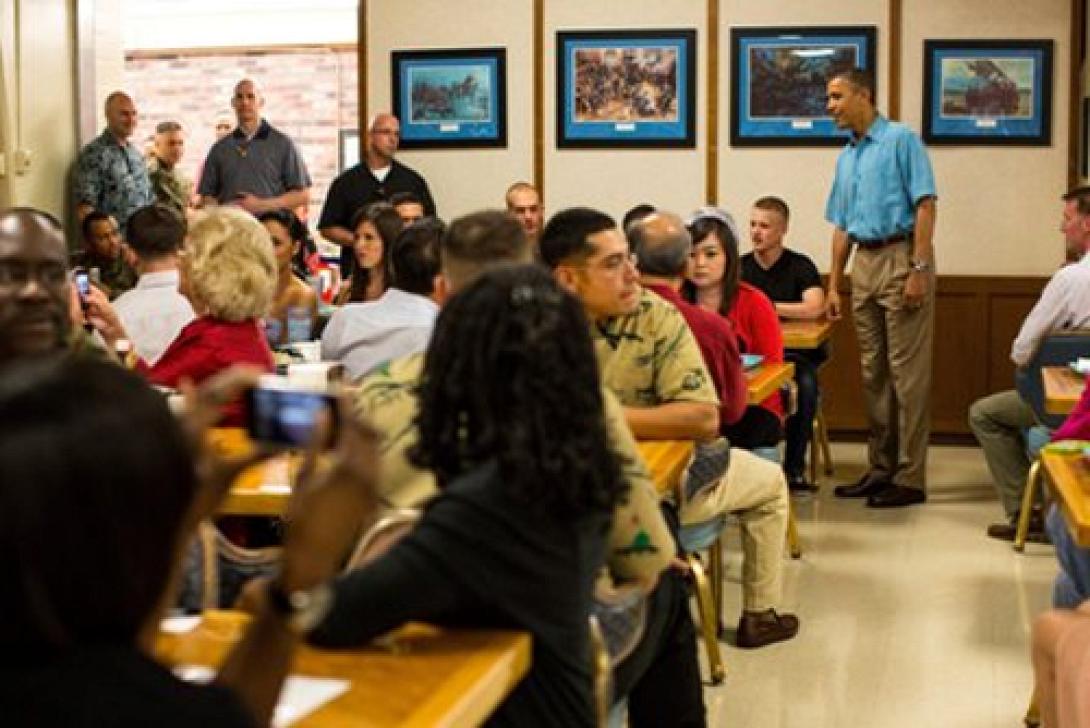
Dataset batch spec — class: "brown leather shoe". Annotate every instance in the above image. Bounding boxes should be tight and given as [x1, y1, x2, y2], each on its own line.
[866, 485, 926, 508]
[833, 472, 891, 498]
[735, 609, 800, 649]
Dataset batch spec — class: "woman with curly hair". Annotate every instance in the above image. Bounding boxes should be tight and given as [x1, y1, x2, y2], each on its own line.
[307, 264, 626, 727]
[335, 201, 403, 304]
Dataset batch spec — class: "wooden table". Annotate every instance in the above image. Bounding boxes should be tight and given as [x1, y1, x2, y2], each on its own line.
[1043, 366, 1086, 415]
[1041, 450, 1090, 546]
[637, 440, 694, 497]
[157, 610, 531, 728]
[745, 361, 795, 405]
[780, 319, 834, 350]
[209, 429, 298, 517]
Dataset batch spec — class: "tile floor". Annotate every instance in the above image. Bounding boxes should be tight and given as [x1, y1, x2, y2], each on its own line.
[701, 443, 1056, 728]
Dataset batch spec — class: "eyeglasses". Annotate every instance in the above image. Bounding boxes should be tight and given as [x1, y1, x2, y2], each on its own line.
[576, 251, 638, 276]
[371, 129, 400, 137]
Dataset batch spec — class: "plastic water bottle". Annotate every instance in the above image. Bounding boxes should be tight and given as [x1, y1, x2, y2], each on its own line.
[286, 305, 313, 344]
[264, 318, 282, 347]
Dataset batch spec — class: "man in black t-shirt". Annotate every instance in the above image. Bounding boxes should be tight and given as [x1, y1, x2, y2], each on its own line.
[741, 196, 826, 492]
[318, 113, 436, 274]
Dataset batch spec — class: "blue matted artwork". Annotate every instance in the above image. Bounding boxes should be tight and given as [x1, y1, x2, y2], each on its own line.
[392, 48, 507, 149]
[730, 26, 877, 147]
[556, 29, 696, 148]
[923, 40, 1052, 146]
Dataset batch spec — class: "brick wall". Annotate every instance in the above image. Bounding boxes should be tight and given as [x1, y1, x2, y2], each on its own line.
[123, 47, 358, 225]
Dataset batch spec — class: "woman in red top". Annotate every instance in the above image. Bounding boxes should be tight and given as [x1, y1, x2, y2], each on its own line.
[141, 207, 277, 425]
[684, 207, 785, 449]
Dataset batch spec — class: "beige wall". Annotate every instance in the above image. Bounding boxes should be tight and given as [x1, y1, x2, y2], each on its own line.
[544, 0, 707, 222]
[367, 0, 534, 219]
[718, 1, 890, 271]
[0, 0, 78, 219]
[903, 0, 1071, 275]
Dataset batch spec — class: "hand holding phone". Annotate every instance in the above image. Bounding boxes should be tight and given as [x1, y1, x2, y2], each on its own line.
[244, 376, 339, 449]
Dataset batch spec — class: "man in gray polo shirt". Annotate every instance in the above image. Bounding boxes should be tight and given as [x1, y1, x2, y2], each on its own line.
[197, 79, 311, 215]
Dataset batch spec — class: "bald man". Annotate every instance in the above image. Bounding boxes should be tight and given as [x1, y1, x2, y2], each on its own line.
[197, 79, 311, 215]
[318, 112, 435, 275]
[73, 91, 154, 231]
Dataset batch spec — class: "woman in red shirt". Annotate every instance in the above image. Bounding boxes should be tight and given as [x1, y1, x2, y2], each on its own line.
[684, 207, 785, 450]
[142, 207, 277, 425]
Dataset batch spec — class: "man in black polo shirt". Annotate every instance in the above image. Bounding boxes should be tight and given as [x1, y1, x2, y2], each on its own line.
[197, 79, 311, 215]
[318, 113, 436, 275]
[741, 196, 826, 492]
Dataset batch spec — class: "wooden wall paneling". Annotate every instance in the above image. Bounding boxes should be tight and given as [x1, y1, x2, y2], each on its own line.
[823, 275, 1047, 439]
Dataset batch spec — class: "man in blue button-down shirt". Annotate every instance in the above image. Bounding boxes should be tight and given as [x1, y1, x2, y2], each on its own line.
[824, 69, 938, 509]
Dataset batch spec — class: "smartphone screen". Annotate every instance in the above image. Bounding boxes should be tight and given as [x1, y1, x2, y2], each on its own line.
[245, 379, 338, 448]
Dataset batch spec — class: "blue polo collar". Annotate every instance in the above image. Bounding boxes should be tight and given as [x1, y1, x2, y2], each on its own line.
[850, 115, 888, 146]
[231, 119, 271, 141]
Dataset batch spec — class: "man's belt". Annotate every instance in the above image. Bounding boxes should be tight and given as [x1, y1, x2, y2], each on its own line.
[849, 232, 912, 247]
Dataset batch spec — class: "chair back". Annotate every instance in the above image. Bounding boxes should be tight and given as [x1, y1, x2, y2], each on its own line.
[1015, 330, 1090, 428]
[588, 615, 611, 728]
[344, 508, 421, 571]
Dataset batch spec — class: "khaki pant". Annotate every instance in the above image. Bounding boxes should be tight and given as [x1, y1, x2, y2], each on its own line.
[968, 389, 1039, 518]
[680, 448, 787, 612]
[851, 243, 935, 491]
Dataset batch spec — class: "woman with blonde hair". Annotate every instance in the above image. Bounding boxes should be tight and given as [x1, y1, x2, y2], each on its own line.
[140, 206, 277, 424]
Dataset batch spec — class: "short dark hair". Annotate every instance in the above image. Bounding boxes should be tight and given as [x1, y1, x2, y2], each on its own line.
[126, 204, 185, 260]
[441, 210, 530, 292]
[753, 196, 790, 223]
[80, 211, 113, 242]
[834, 68, 876, 103]
[389, 191, 423, 208]
[390, 217, 444, 296]
[0, 358, 196, 650]
[155, 120, 182, 134]
[622, 204, 656, 235]
[539, 207, 617, 269]
[1063, 186, 1090, 216]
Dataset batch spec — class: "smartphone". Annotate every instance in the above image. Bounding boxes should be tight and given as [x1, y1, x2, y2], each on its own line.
[244, 376, 339, 448]
[73, 268, 91, 309]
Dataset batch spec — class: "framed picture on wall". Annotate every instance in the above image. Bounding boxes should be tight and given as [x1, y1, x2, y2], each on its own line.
[922, 39, 1053, 146]
[556, 29, 697, 148]
[391, 47, 507, 149]
[730, 25, 877, 147]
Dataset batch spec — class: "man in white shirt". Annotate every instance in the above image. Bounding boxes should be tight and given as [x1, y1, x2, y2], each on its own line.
[111, 204, 195, 364]
[969, 187, 1090, 541]
[321, 218, 441, 380]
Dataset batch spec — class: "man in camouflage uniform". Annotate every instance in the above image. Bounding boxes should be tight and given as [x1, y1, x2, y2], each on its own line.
[147, 121, 194, 216]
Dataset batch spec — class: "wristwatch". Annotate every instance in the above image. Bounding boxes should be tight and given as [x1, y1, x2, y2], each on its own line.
[910, 259, 931, 273]
[266, 578, 334, 634]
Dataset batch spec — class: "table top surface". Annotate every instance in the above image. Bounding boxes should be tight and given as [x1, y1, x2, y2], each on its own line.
[780, 318, 834, 350]
[1041, 449, 1090, 547]
[1043, 366, 1086, 415]
[637, 440, 694, 497]
[156, 611, 531, 728]
[745, 361, 795, 405]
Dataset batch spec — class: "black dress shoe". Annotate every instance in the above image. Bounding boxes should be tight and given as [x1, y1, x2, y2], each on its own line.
[866, 485, 926, 508]
[787, 476, 819, 494]
[833, 472, 891, 498]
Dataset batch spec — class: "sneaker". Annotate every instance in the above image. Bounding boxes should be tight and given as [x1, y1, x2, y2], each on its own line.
[735, 609, 799, 649]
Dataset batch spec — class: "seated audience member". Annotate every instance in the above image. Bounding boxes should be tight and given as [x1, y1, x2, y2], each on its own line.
[741, 196, 826, 491]
[389, 191, 425, 226]
[0, 357, 379, 728]
[76, 210, 137, 297]
[504, 181, 545, 246]
[322, 218, 443, 380]
[137, 207, 277, 424]
[308, 265, 632, 727]
[1033, 599, 1090, 728]
[258, 209, 319, 347]
[335, 202, 403, 305]
[540, 207, 798, 649]
[353, 211, 701, 725]
[622, 203, 656, 235]
[685, 206, 786, 451]
[112, 204, 196, 365]
[969, 187, 1090, 541]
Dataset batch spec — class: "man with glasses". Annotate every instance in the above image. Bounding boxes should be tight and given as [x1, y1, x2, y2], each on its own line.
[73, 91, 154, 234]
[540, 207, 799, 649]
[319, 113, 436, 276]
[198, 79, 312, 216]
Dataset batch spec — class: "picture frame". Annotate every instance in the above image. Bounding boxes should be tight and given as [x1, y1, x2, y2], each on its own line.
[556, 29, 697, 148]
[922, 39, 1053, 146]
[730, 26, 877, 147]
[391, 47, 507, 149]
